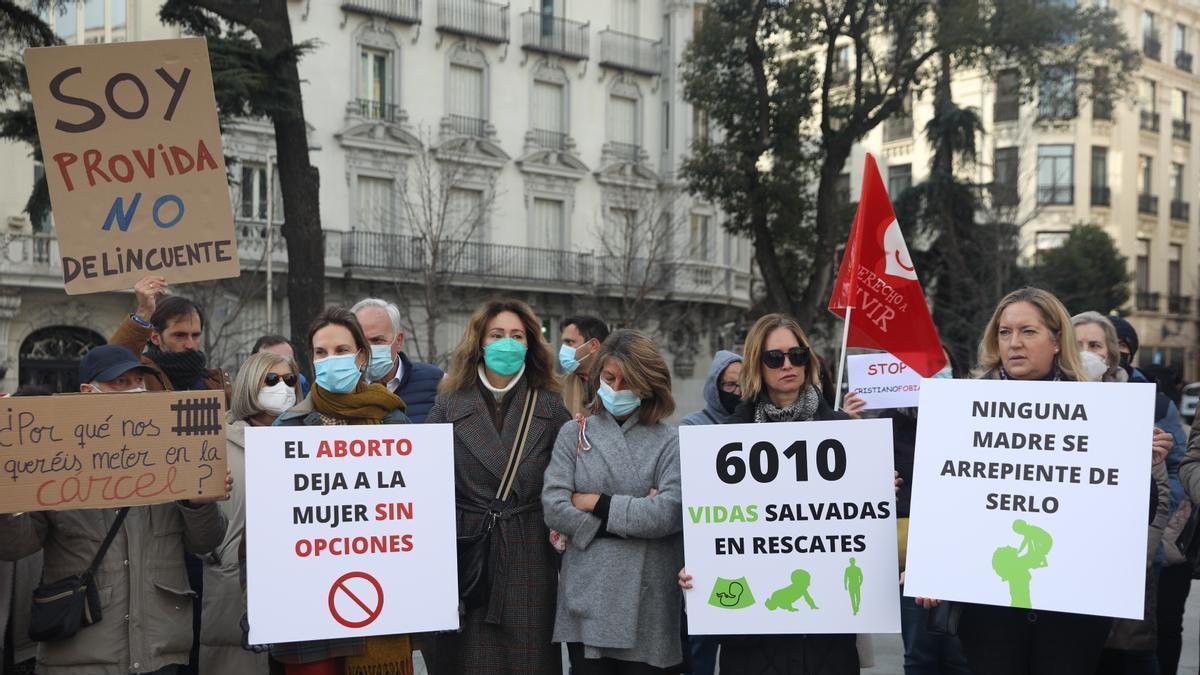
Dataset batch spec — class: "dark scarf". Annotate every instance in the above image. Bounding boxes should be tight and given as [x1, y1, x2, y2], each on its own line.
[145, 345, 208, 390]
[998, 365, 1062, 382]
[754, 385, 820, 423]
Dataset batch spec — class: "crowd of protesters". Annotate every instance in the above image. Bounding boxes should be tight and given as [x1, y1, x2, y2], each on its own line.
[0, 277, 1197, 675]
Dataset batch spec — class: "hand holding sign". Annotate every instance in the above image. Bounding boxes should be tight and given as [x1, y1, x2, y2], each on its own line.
[187, 468, 232, 506]
[24, 38, 239, 294]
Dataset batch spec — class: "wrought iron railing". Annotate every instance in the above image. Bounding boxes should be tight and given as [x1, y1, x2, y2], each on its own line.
[609, 141, 641, 163]
[521, 11, 589, 60]
[1090, 185, 1111, 207]
[1173, 119, 1191, 141]
[1171, 199, 1190, 221]
[448, 114, 487, 138]
[1137, 291, 1161, 312]
[1169, 294, 1192, 315]
[1177, 50, 1194, 72]
[532, 128, 568, 150]
[1139, 193, 1159, 214]
[1145, 38, 1163, 61]
[341, 0, 421, 23]
[1142, 110, 1161, 132]
[354, 98, 402, 123]
[437, 0, 509, 43]
[598, 29, 661, 76]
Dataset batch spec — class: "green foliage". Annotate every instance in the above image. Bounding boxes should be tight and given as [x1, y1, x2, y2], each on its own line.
[680, 0, 1139, 327]
[1028, 224, 1131, 315]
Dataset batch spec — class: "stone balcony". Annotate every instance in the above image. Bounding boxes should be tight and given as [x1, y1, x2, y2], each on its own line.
[3, 227, 752, 307]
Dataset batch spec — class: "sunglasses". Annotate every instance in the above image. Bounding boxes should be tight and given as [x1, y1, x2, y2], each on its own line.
[761, 347, 810, 369]
[264, 373, 297, 388]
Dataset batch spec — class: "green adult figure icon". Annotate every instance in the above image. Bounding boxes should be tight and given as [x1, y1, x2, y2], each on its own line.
[844, 557, 864, 615]
[993, 519, 1055, 609]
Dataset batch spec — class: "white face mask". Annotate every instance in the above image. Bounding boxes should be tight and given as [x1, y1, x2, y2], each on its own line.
[85, 383, 145, 393]
[1079, 350, 1109, 381]
[257, 382, 297, 415]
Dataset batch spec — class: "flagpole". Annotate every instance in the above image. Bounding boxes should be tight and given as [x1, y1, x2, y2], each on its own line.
[833, 306, 852, 411]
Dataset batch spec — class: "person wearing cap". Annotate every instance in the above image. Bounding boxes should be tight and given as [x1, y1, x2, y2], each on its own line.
[0, 345, 230, 675]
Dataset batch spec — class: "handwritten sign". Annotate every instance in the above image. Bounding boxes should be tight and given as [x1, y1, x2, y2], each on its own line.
[0, 391, 228, 512]
[24, 37, 239, 295]
[245, 425, 459, 643]
[904, 378, 1153, 619]
[847, 353, 923, 409]
[680, 420, 900, 635]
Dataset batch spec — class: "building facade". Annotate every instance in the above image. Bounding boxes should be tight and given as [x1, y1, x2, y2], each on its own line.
[0, 0, 752, 413]
[850, 0, 1200, 382]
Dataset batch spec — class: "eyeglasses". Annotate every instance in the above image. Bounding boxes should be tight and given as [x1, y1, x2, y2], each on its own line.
[719, 381, 742, 394]
[761, 347, 810, 369]
[264, 373, 297, 388]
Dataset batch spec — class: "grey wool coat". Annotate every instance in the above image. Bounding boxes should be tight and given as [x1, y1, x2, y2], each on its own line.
[542, 411, 684, 669]
[428, 375, 573, 675]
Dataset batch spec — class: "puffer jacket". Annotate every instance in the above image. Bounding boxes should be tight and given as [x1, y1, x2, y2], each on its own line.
[0, 503, 227, 675]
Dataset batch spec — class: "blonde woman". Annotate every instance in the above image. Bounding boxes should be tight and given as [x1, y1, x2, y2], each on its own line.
[917, 288, 1173, 675]
[428, 299, 572, 674]
[543, 330, 683, 673]
[201, 351, 301, 675]
[681, 313, 859, 674]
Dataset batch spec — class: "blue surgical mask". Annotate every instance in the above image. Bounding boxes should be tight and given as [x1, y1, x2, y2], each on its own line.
[483, 338, 527, 377]
[598, 382, 641, 418]
[559, 344, 588, 374]
[366, 344, 395, 381]
[932, 366, 953, 380]
[314, 353, 362, 394]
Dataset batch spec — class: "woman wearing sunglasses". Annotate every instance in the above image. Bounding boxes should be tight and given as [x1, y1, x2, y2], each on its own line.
[679, 313, 859, 674]
[201, 350, 301, 674]
[272, 307, 411, 675]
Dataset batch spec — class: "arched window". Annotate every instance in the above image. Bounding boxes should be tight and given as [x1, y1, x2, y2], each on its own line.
[19, 326, 107, 393]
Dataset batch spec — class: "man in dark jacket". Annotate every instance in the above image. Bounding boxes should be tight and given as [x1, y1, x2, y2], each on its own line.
[352, 298, 444, 423]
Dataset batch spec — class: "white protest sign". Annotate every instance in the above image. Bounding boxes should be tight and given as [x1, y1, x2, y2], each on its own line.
[680, 419, 900, 635]
[904, 378, 1153, 619]
[245, 425, 458, 643]
[847, 353, 923, 409]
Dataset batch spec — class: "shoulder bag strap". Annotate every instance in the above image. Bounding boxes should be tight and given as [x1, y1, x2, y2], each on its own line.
[495, 389, 539, 502]
[85, 506, 131, 578]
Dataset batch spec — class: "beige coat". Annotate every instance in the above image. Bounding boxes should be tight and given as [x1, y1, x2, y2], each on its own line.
[199, 417, 267, 675]
[0, 503, 226, 675]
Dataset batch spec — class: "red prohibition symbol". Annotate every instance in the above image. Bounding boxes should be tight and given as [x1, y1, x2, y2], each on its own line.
[328, 571, 385, 629]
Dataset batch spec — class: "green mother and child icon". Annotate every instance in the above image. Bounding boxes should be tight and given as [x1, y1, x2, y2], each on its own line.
[707, 558, 866, 615]
[993, 518, 1054, 608]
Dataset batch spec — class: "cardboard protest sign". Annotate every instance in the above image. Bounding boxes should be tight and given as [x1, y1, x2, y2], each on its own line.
[0, 391, 228, 512]
[847, 353, 923, 409]
[24, 37, 239, 295]
[244, 425, 459, 643]
[680, 419, 900, 634]
[904, 378, 1154, 619]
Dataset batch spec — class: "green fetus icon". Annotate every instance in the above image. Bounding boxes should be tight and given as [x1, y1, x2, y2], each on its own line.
[708, 577, 756, 610]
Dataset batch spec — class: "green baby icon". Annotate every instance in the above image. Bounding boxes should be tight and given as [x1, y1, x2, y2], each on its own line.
[765, 569, 819, 612]
[708, 577, 756, 610]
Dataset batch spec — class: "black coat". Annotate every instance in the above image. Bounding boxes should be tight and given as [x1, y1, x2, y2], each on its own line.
[719, 392, 860, 675]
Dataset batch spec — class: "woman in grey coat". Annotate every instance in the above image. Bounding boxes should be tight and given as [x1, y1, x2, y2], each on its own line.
[543, 329, 684, 674]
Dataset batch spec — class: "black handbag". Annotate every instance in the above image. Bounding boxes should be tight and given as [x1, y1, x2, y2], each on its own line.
[456, 390, 538, 610]
[29, 507, 129, 642]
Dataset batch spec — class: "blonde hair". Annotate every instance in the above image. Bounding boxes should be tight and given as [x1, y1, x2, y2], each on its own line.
[977, 288, 1085, 381]
[1071, 311, 1122, 381]
[229, 351, 301, 421]
[740, 314, 820, 402]
[440, 299, 561, 395]
[586, 330, 675, 425]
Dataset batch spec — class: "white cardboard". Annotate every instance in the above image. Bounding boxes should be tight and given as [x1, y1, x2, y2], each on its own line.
[680, 419, 900, 634]
[245, 425, 459, 643]
[847, 353, 923, 410]
[904, 378, 1154, 619]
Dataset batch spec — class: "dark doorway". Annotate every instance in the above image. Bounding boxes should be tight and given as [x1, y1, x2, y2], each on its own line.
[18, 326, 106, 393]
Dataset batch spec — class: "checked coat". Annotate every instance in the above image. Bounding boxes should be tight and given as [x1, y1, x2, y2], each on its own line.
[428, 375, 572, 674]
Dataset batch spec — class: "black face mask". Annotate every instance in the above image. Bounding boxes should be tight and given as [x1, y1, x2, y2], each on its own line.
[1119, 352, 1132, 371]
[718, 389, 741, 415]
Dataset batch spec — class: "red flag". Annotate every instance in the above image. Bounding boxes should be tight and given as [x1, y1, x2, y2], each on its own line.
[828, 154, 947, 377]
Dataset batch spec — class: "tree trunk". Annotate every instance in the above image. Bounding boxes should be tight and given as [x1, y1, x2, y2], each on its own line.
[260, 4, 323, 372]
